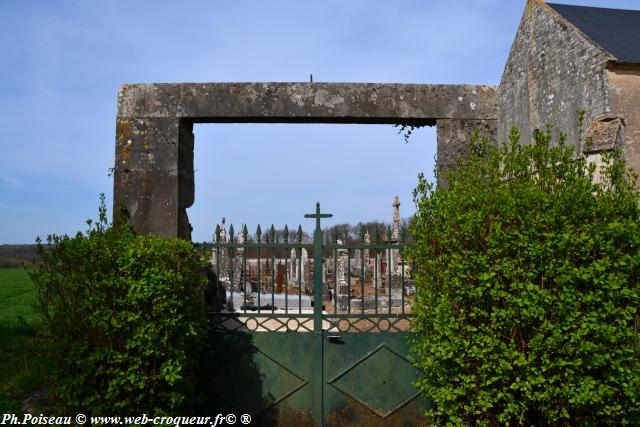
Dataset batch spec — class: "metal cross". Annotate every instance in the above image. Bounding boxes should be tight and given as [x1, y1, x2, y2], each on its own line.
[304, 202, 332, 233]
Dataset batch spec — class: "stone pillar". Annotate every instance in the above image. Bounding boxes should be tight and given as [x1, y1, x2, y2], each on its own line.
[289, 248, 297, 283]
[363, 229, 371, 265]
[336, 241, 349, 312]
[390, 196, 401, 274]
[375, 253, 382, 290]
[300, 247, 308, 289]
[113, 117, 194, 239]
[233, 227, 245, 291]
[363, 230, 373, 285]
[436, 119, 497, 188]
[217, 219, 230, 282]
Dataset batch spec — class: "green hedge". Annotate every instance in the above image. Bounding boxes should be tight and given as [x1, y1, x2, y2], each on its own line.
[30, 195, 208, 414]
[408, 128, 640, 425]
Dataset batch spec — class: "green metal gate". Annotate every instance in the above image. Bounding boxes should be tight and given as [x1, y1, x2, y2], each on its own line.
[203, 204, 428, 426]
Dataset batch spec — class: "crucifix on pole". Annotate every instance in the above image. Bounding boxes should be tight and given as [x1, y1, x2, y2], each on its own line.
[304, 202, 333, 321]
[304, 202, 333, 235]
[304, 202, 332, 426]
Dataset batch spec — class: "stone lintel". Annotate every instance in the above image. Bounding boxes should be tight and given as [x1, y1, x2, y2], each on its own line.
[118, 82, 497, 123]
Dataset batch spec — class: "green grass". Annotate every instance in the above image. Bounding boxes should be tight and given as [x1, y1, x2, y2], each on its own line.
[0, 268, 44, 412]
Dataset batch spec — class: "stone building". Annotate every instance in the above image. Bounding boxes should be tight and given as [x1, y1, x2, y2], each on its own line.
[498, 0, 640, 177]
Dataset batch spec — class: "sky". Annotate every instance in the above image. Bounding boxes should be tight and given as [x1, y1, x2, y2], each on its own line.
[1, 0, 639, 244]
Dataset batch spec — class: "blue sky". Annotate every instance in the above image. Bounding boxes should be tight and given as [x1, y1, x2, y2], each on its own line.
[1, 0, 638, 243]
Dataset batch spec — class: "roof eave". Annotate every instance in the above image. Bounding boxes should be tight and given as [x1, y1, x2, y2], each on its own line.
[606, 60, 640, 69]
[543, 2, 618, 64]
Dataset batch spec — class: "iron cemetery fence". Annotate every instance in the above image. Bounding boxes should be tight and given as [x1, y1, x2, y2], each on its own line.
[209, 204, 413, 332]
[204, 204, 427, 426]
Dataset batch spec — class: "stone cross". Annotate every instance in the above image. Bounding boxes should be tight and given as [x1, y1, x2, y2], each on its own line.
[364, 229, 371, 263]
[336, 240, 347, 283]
[392, 196, 401, 241]
[212, 217, 230, 281]
[391, 197, 401, 274]
[233, 225, 245, 290]
[336, 239, 350, 311]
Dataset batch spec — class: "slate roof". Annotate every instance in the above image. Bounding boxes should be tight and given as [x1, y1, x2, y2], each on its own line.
[548, 2, 640, 64]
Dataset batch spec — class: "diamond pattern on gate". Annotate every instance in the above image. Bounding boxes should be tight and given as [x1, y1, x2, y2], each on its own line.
[209, 346, 308, 415]
[328, 344, 423, 418]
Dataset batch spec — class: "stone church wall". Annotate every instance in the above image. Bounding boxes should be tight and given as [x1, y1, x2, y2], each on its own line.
[497, 0, 613, 147]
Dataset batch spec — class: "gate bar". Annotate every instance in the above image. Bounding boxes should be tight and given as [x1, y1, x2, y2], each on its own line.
[305, 202, 332, 427]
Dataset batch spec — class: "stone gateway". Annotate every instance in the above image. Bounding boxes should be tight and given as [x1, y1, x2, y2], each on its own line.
[114, 0, 640, 241]
[114, 83, 496, 238]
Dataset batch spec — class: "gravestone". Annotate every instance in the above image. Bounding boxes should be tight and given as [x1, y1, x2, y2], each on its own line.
[276, 262, 285, 293]
[336, 240, 349, 312]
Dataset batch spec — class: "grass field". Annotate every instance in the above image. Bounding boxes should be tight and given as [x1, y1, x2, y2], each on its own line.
[0, 268, 44, 412]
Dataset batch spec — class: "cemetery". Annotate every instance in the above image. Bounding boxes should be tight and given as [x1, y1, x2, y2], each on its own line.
[210, 196, 413, 321]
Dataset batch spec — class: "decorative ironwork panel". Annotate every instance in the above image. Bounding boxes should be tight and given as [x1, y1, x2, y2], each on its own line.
[323, 332, 429, 426]
[210, 346, 308, 415]
[328, 344, 423, 418]
[323, 315, 412, 333]
[210, 314, 315, 333]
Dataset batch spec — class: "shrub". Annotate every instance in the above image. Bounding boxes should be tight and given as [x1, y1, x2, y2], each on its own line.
[408, 128, 640, 425]
[30, 195, 208, 414]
